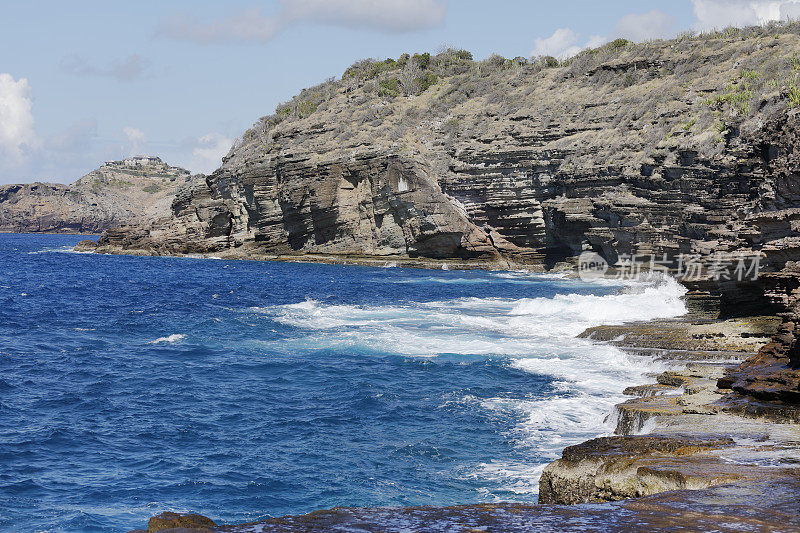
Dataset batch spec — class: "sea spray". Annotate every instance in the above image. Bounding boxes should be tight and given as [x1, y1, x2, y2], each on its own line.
[258, 275, 686, 495]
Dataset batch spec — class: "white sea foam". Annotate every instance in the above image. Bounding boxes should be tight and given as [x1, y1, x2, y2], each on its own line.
[251, 274, 686, 496]
[28, 245, 92, 255]
[148, 334, 186, 344]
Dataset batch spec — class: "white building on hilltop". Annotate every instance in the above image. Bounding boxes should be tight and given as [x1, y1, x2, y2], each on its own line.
[121, 156, 162, 167]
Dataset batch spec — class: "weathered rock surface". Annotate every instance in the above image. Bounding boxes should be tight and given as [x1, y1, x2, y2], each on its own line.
[538, 435, 738, 505]
[0, 157, 198, 234]
[722, 316, 800, 403]
[535, 309, 800, 511]
[146, 512, 216, 532]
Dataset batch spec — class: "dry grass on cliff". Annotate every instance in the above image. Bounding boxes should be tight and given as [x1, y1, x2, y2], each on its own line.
[232, 20, 800, 172]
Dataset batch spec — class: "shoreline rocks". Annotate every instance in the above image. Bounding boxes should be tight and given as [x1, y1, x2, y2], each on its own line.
[538, 309, 800, 510]
[538, 435, 738, 505]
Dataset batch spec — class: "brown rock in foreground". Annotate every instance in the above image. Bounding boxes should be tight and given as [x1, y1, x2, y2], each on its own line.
[147, 511, 216, 532]
[538, 436, 737, 505]
[722, 315, 800, 404]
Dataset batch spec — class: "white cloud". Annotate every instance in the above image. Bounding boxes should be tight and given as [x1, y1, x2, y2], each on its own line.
[123, 126, 147, 156]
[530, 29, 613, 60]
[0, 73, 38, 164]
[612, 10, 677, 41]
[530, 28, 583, 59]
[782, 2, 800, 18]
[157, 0, 447, 44]
[585, 35, 608, 48]
[692, 0, 800, 30]
[61, 54, 151, 82]
[182, 133, 232, 174]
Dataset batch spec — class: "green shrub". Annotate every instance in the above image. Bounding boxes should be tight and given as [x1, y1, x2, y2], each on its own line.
[297, 99, 318, 118]
[609, 38, 631, 50]
[412, 52, 431, 70]
[541, 56, 559, 68]
[416, 72, 438, 92]
[276, 103, 292, 118]
[343, 58, 401, 80]
[378, 78, 400, 98]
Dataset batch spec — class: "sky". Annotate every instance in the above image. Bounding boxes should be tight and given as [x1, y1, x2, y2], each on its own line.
[2, 0, 800, 184]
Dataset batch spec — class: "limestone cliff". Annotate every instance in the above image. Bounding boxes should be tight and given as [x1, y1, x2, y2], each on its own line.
[94, 26, 800, 402]
[0, 157, 198, 233]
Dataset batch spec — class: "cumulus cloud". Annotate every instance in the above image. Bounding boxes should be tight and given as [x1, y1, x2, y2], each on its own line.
[181, 133, 233, 174]
[531, 9, 682, 60]
[157, 0, 447, 44]
[123, 126, 147, 156]
[530, 29, 609, 59]
[611, 10, 677, 41]
[530, 28, 583, 59]
[61, 54, 151, 82]
[0, 73, 38, 164]
[692, 0, 800, 30]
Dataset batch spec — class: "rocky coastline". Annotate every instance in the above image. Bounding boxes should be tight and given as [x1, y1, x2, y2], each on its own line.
[76, 23, 798, 532]
[82, 26, 800, 407]
[125, 278, 800, 533]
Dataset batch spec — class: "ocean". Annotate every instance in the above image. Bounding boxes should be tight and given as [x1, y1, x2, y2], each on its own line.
[0, 233, 687, 532]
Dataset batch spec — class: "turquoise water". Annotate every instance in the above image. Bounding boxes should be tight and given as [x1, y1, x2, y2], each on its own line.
[0, 234, 686, 531]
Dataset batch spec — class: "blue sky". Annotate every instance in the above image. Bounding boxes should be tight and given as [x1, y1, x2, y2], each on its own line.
[1, 0, 799, 184]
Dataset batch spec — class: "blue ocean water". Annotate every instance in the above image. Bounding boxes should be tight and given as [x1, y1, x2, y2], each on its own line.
[0, 234, 687, 532]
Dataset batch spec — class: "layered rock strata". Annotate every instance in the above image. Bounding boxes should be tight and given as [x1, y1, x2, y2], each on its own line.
[539, 311, 800, 508]
[96, 34, 800, 282]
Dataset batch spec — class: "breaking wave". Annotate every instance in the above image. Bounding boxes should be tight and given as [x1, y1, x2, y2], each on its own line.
[148, 333, 186, 344]
[251, 275, 686, 495]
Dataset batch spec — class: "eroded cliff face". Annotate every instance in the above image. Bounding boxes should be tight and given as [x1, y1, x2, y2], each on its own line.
[102, 33, 800, 267]
[97, 30, 800, 402]
[0, 157, 198, 234]
[129, 153, 499, 259]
